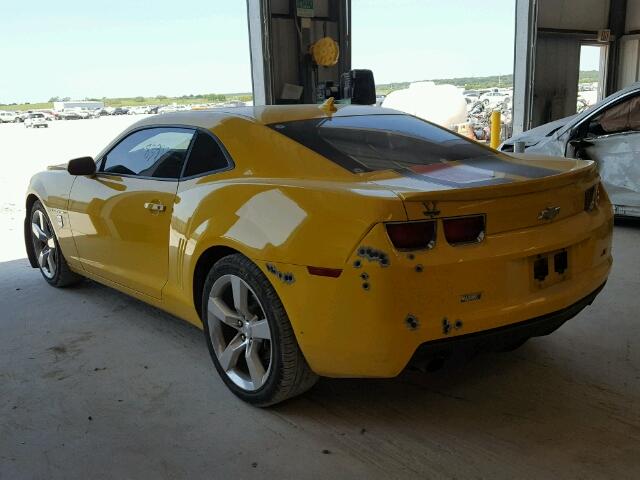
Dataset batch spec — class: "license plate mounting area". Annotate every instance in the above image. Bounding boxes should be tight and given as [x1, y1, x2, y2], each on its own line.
[531, 248, 569, 289]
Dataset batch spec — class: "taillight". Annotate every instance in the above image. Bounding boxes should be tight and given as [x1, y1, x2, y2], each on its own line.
[584, 184, 600, 212]
[443, 215, 485, 245]
[386, 221, 436, 250]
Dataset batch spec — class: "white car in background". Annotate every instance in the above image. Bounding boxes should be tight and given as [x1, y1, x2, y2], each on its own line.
[0, 111, 18, 123]
[76, 109, 91, 119]
[502, 81, 640, 217]
[128, 106, 149, 115]
[479, 90, 511, 107]
[24, 113, 48, 128]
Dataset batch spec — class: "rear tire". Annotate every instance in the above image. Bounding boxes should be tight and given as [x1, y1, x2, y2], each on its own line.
[30, 201, 82, 287]
[201, 254, 317, 406]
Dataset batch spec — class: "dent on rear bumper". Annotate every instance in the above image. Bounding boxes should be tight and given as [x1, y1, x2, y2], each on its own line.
[267, 206, 613, 378]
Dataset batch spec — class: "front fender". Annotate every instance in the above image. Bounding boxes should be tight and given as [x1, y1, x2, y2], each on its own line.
[25, 170, 79, 268]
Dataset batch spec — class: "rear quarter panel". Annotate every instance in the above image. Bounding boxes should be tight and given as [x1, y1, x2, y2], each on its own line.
[161, 117, 410, 324]
[162, 172, 407, 325]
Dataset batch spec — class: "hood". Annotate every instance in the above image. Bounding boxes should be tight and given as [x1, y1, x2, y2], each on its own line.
[503, 115, 576, 147]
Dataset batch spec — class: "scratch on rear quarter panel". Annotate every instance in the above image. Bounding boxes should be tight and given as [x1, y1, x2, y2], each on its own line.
[442, 317, 452, 335]
[357, 246, 390, 267]
[266, 263, 295, 284]
[405, 314, 419, 330]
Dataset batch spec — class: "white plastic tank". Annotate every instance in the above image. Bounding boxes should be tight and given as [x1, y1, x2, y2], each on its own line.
[381, 82, 467, 129]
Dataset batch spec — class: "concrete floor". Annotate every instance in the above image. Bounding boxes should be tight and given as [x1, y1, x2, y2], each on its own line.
[1, 221, 639, 480]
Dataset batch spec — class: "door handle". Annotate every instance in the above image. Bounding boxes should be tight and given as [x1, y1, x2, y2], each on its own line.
[144, 202, 166, 212]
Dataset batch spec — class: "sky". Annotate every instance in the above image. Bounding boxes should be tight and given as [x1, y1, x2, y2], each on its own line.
[352, 0, 516, 83]
[0, 1, 253, 103]
[0, 0, 600, 104]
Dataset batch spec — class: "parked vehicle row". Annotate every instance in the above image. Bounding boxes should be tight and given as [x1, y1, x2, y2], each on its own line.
[1, 101, 251, 126]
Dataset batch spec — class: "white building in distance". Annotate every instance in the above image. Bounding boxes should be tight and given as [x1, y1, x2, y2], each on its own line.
[53, 100, 104, 111]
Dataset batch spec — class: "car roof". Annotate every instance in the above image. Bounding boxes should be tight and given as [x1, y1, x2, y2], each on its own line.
[130, 104, 403, 130]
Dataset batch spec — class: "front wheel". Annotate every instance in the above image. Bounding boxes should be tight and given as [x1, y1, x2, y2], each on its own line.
[30, 201, 82, 287]
[202, 254, 317, 406]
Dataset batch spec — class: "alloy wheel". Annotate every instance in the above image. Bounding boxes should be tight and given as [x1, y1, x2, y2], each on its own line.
[207, 274, 273, 391]
[31, 209, 57, 279]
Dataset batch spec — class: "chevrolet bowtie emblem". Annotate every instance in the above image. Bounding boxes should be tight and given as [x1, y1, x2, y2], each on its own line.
[538, 206, 561, 221]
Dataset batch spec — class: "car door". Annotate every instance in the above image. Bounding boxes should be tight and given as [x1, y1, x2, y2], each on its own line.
[567, 94, 640, 214]
[67, 126, 196, 298]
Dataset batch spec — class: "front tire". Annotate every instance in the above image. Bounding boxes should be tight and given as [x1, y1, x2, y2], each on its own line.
[30, 201, 82, 287]
[201, 254, 317, 406]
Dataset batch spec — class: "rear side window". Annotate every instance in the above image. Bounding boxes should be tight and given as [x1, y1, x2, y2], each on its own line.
[269, 114, 510, 174]
[182, 132, 229, 177]
[102, 127, 195, 179]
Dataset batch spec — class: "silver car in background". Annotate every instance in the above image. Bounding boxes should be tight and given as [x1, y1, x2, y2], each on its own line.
[502, 82, 640, 217]
[24, 113, 48, 128]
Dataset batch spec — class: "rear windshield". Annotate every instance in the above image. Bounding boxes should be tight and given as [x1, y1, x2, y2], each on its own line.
[268, 114, 509, 174]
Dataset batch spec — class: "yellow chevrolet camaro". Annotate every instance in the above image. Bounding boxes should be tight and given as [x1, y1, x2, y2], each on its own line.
[25, 105, 613, 405]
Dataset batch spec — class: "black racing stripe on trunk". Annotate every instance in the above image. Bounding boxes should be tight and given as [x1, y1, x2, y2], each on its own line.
[467, 157, 558, 179]
[397, 168, 515, 189]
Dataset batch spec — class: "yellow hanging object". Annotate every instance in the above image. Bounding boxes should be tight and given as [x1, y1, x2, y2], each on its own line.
[310, 36, 340, 67]
[319, 97, 337, 114]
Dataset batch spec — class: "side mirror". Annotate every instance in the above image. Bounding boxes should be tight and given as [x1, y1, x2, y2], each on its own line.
[67, 156, 96, 176]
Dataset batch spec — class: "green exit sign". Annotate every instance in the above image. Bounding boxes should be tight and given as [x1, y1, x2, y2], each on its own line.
[296, 0, 314, 17]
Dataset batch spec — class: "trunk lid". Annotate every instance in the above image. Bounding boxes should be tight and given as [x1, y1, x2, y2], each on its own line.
[368, 154, 599, 234]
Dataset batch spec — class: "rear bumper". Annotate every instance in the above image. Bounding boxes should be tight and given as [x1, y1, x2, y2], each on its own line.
[266, 202, 613, 378]
[409, 282, 605, 370]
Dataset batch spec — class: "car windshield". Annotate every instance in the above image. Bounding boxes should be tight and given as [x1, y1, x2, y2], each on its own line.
[269, 114, 512, 174]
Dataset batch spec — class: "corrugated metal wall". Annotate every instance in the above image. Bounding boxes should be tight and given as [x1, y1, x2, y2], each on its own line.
[618, 1, 640, 89]
[532, 34, 581, 126]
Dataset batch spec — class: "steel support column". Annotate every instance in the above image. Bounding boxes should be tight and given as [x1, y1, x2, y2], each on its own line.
[512, 0, 538, 134]
[246, 0, 273, 105]
[606, 0, 628, 95]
